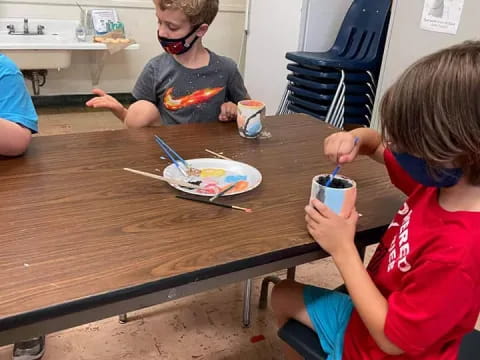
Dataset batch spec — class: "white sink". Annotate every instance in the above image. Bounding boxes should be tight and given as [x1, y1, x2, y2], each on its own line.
[0, 18, 79, 70]
[0, 18, 138, 70]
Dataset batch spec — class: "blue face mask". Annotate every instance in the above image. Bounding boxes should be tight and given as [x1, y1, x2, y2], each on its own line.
[392, 152, 462, 188]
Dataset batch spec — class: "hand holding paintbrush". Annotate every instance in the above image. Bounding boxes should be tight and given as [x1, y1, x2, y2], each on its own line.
[325, 136, 360, 187]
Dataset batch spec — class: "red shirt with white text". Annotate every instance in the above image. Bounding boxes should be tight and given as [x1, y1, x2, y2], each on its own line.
[342, 150, 480, 359]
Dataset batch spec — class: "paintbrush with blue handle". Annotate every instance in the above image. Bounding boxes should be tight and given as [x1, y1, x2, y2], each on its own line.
[154, 136, 189, 177]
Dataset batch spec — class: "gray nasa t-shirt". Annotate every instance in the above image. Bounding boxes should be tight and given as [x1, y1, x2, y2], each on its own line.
[132, 50, 249, 125]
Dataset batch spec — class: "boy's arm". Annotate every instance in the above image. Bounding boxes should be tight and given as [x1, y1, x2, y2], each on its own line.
[86, 90, 161, 128]
[218, 59, 250, 122]
[86, 89, 128, 121]
[0, 119, 32, 156]
[124, 100, 161, 128]
[349, 127, 385, 164]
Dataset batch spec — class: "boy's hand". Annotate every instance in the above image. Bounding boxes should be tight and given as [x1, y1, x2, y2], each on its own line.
[324, 131, 360, 164]
[86, 88, 128, 121]
[218, 102, 237, 122]
[305, 199, 358, 258]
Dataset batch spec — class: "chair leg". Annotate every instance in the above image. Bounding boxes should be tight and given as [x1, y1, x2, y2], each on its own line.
[259, 267, 297, 309]
[119, 313, 128, 324]
[242, 279, 253, 327]
[259, 276, 281, 309]
[286, 267, 296, 280]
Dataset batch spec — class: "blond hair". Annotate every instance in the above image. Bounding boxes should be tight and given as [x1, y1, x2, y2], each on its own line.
[155, 0, 219, 25]
[380, 41, 480, 185]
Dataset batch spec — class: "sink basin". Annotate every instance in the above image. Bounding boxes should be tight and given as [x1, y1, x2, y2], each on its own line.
[0, 17, 139, 89]
[0, 18, 78, 70]
[0, 34, 73, 69]
[0, 18, 139, 71]
[2, 49, 72, 70]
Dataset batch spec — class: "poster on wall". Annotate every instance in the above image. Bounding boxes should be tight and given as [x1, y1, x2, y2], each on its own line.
[420, 0, 465, 35]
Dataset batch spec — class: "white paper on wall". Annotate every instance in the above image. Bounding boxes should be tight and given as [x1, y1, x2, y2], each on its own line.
[420, 0, 464, 35]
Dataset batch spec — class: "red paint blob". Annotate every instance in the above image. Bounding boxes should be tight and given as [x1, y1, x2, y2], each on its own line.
[250, 334, 265, 343]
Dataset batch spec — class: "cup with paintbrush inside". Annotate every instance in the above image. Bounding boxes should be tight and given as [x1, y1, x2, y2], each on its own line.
[310, 174, 357, 216]
[310, 136, 359, 216]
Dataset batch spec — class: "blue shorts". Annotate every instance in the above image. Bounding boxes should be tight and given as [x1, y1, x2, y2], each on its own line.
[303, 286, 353, 360]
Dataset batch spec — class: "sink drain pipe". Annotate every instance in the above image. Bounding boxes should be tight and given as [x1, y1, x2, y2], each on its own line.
[22, 70, 48, 95]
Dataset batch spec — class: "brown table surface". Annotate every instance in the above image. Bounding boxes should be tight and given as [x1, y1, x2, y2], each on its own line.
[0, 114, 403, 329]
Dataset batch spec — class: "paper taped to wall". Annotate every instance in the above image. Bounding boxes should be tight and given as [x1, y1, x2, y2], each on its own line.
[420, 0, 464, 35]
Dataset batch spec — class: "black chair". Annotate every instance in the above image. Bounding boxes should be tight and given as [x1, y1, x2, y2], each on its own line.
[279, 319, 480, 360]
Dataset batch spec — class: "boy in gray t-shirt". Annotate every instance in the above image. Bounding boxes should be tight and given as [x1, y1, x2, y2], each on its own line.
[86, 0, 249, 128]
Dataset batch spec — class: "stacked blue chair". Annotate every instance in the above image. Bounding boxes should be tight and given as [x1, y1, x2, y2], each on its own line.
[281, 0, 391, 128]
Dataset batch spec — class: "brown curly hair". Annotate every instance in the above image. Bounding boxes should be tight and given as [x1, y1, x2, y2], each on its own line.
[155, 0, 219, 26]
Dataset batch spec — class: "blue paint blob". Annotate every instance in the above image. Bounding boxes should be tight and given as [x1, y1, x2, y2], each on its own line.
[225, 175, 247, 183]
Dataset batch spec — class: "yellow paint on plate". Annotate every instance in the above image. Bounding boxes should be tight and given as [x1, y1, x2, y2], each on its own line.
[200, 168, 226, 178]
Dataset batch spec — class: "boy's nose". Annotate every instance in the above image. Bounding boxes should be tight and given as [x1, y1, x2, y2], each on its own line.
[157, 26, 169, 38]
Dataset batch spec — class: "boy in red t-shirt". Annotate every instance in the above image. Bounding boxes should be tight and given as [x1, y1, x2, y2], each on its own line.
[271, 41, 480, 360]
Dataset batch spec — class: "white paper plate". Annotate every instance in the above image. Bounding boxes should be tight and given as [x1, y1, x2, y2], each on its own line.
[163, 158, 262, 197]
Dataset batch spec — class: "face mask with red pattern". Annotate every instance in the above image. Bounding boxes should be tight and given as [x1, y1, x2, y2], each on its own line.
[157, 25, 200, 55]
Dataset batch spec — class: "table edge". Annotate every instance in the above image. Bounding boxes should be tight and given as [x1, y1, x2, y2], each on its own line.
[0, 225, 387, 331]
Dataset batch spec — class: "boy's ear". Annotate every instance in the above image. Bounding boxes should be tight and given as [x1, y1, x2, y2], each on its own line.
[196, 23, 209, 37]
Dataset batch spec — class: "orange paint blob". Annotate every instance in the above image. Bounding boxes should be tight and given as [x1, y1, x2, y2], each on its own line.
[240, 100, 264, 108]
[232, 180, 249, 192]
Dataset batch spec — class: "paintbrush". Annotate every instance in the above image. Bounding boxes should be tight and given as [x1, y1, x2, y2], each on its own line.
[154, 136, 189, 177]
[325, 136, 360, 187]
[123, 168, 201, 189]
[209, 182, 238, 202]
[176, 195, 252, 213]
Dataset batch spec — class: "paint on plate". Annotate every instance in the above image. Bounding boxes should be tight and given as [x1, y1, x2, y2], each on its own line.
[200, 168, 226, 178]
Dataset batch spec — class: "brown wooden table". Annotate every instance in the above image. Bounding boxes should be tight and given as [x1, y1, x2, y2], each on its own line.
[0, 114, 403, 344]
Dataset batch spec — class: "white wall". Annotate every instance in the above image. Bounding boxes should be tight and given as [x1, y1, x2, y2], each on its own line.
[243, 0, 303, 115]
[0, 0, 246, 95]
[371, 0, 480, 129]
[300, 0, 352, 52]
[243, 0, 351, 115]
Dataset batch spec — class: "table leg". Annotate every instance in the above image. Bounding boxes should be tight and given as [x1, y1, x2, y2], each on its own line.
[118, 313, 128, 324]
[242, 279, 252, 328]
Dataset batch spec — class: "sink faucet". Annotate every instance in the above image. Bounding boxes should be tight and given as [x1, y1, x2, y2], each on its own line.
[6, 18, 45, 35]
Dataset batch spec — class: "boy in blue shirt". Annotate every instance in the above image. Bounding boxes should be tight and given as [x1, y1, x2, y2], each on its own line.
[0, 54, 43, 359]
[0, 54, 38, 156]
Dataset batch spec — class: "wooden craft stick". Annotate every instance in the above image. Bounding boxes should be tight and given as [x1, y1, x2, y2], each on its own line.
[123, 168, 202, 189]
[204, 149, 234, 161]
